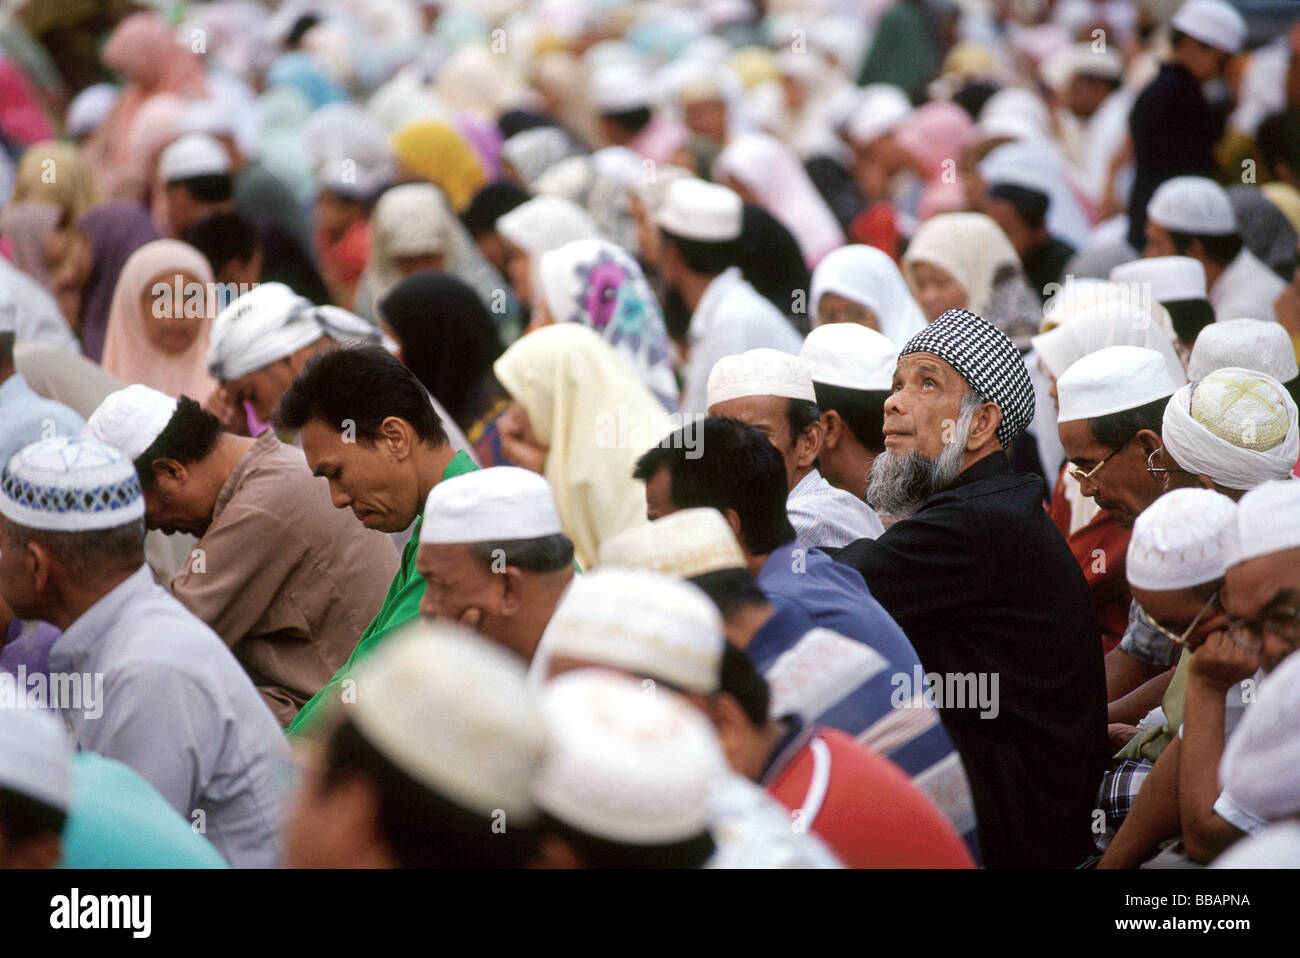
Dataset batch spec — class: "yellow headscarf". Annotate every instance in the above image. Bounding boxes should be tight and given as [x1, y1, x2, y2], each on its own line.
[13, 141, 98, 222]
[494, 324, 673, 569]
[391, 119, 487, 213]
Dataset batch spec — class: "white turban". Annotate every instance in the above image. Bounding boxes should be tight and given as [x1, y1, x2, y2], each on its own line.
[207, 282, 384, 382]
[1162, 368, 1299, 491]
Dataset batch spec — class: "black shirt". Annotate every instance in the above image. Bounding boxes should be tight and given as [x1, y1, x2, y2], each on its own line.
[833, 452, 1109, 868]
[1126, 62, 1224, 251]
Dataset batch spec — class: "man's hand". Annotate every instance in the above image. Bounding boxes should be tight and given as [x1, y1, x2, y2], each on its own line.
[204, 386, 251, 436]
[1187, 631, 1260, 692]
[498, 403, 548, 474]
[1108, 723, 1141, 749]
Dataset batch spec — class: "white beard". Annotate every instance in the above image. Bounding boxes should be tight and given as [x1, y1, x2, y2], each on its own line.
[865, 400, 976, 519]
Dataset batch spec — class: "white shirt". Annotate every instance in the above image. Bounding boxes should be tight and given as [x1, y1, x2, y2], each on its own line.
[681, 268, 803, 416]
[1077, 88, 1134, 209]
[1211, 249, 1287, 324]
[1210, 821, 1300, 868]
[787, 468, 884, 549]
[49, 564, 292, 867]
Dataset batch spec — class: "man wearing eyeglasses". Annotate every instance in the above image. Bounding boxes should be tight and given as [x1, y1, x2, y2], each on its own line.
[1102, 482, 1300, 866]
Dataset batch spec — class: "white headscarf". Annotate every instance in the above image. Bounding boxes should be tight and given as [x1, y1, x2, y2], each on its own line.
[497, 196, 601, 305]
[207, 282, 386, 382]
[809, 244, 927, 345]
[712, 132, 844, 268]
[356, 183, 457, 318]
[1032, 296, 1186, 383]
[1162, 368, 1299, 491]
[901, 212, 1021, 318]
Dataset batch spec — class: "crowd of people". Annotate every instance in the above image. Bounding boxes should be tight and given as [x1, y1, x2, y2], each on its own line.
[0, 0, 1298, 869]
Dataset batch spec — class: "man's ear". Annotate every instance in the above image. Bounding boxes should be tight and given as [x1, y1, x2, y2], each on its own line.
[965, 401, 1002, 451]
[498, 565, 525, 617]
[1196, 473, 1217, 491]
[380, 416, 415, 461]
[26, 539, 57, 596]
[820, 411, 842, 451]
[151, 458, 186, 487]
[722, 508, 745, 549]
[795, 419, 823, 469]
[1135, 428, 1163, 458]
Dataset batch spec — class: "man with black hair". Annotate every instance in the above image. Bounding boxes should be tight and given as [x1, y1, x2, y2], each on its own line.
[1143, 176, 1286, 323]
[706, 348, 883, 548]
[654, 178, 801, 414]
[800, 322, 897, 499]
[1125, 0, 1246, 251]
[983, 180, 1075, 301]
[183, 211, 263, 292]
[460, 181, 530, 275]
[276, 345, 479, 736]
[286, 622, 547, 868]
[596, 508, 982, 861]
[85, 383, 399, 727]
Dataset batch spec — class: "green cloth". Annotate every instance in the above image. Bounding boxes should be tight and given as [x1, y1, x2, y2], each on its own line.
[60, 754, 228, 869]
[1116, 647, 1189, 763]
[856, 1, 937, 102]
[287, 450, 479, 738]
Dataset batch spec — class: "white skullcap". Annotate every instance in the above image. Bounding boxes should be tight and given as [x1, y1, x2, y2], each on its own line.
[1147, 176, 1236, 236]
[1170, 0, 1247, 55]
[207, 283, 381, 381]
[1056, 346, 1180, 423]
[158, 132, 231, 182]
[1127, 487, 1236, 590]
[846, 83, 912, 146]
[0, 437, 144, 532]
[1221, 479, 1300, 568]
[707, 348, 815, 408]
[1110, 256, 1207, 303]
[597, 507, 745, 579]
[591, 62, 650, 113]
[65, 83, 119, 139]
[1044, 43, 1123, 89]
[84, 385, 180, 463]
[1163, 368, 1300, 491]
[800, 323, 898, 392]
[1217, 650, 1300, 827]
[1188, 319, 1300, 384]
[348, 620, 547, 822]
[0, 707, 71, 811]
[656, 178, 743, 243]
[532, 669, 726, 843]
[540, 567, 725, 694]
[420, 467, 563, 546]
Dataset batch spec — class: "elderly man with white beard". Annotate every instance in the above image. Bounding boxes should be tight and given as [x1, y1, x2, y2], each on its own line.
[833, 308, 1109, 868]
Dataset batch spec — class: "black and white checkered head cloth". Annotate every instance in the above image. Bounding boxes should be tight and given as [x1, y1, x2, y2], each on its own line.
[899, 308, 1036, 447]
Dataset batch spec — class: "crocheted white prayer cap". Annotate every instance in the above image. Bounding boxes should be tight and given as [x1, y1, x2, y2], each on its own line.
[0, 437, 144, 532]
[801, 323, 898, 392]
[1147, 177, 1236, 236]
[420, 467, 563, 545]
[348, 620, 547, 822]
[540, 566, 725, 694]
[1056, 346, 1180, 423]
[84, 384, 179, 463]
[532, 669, 726, 844]
[598, 507, 746, 579]
[1188, 319, 1299, 384]
[1126, 487, 1236, 590]
[707, 348, 816, 407]
[1220, 479, 1300, 569]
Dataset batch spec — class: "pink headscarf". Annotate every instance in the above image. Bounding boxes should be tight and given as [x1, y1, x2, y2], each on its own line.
[713, 132, 845, 268]
[101, 239, 218, 400]
[89, 13, 207, 198]
[894, 102, 976, 222]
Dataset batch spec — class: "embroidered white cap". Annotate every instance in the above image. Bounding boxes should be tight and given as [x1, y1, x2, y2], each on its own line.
[707, 348, 816, 408]
[598, 507, 746, 579]
[420, 466, 563, 545]
[1127, 487, 1236, 590]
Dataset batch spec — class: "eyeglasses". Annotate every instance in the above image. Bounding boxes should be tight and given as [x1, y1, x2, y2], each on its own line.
[1069, 439, 1128, 486]
[1146, 447, 1194, 486]
[1225, 605, 1300, 654]
[1145, 589, 1220, 648]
